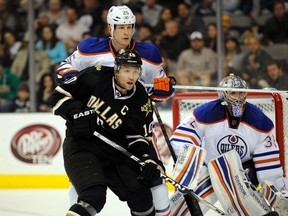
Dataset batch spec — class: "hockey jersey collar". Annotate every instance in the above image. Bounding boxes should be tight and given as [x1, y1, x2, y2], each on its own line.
[109, 39, 136, 58]
[112, 77, 136, 99]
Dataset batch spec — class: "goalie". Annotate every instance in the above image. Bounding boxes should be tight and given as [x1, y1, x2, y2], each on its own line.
[169, 74, 288, 215]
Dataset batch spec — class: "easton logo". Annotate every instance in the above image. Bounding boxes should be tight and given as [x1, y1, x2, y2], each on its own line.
[11, 124, 61, 164]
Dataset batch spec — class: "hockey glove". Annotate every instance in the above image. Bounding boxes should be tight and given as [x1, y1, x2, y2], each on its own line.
[56, 67, 79, 83]
[150, 77, 175, 102]
[138, 154, 165, 183]
[70, 105, 97, 138]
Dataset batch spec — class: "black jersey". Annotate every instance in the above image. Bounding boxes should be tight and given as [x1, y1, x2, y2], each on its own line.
[51, 65, 153, 161]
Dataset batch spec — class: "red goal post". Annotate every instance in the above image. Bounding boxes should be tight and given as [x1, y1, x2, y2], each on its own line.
[172, 92, 288, 176]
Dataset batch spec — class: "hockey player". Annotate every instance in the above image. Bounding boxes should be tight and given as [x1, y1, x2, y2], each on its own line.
[51, 49, 166, 216]
[169, 74, 288, 215]
[55, 5, 172, 215]
[56, 5, 174, 102]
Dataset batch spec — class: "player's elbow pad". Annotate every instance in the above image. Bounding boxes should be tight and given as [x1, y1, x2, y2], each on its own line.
[56, 67, 79, 83]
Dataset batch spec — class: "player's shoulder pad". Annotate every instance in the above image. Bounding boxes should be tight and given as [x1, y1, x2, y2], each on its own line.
[135, 41, 162, 64]
[242, 102, 274, 132]
[78, 37, 110, 54]
[77, 64, 114, 85]
[194, 99, 226, 123]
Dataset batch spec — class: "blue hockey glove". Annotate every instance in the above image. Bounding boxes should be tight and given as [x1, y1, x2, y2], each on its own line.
[56, 67, 79, 83]
[150, 77, 175, 102]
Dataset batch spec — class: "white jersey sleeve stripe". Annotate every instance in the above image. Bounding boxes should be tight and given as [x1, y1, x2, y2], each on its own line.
[52, 96, 72, 114]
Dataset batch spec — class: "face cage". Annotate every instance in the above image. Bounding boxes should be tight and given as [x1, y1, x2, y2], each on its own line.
[222, 91, 247, 117]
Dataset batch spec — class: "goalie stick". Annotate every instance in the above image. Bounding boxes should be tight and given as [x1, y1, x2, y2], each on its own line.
[152, 102, 203, 216]
[93, 130, 228, 216]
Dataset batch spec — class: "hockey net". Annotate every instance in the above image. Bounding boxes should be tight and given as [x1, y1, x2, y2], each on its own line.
[172, 92, 288, 176]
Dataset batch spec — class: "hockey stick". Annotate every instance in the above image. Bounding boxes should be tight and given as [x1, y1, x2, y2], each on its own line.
[144, 84, 287, 93]
[152, 102, 203, 216]
[93, 131, 228, 216]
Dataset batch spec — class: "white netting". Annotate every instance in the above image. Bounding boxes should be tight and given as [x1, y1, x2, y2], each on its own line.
[172, 92, 288, 176]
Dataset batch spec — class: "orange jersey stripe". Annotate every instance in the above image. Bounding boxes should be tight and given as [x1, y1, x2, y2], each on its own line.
[173, 132, 200, 146]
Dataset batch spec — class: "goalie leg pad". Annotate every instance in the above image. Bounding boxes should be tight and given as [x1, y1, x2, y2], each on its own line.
[170, 166, 217, 215]
[173, 144, 206, 189]
[261, 180, 288, 216]
[208, 150, 270, 216]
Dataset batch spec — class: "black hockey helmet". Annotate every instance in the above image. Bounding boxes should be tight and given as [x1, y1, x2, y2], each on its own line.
[114, 49, 142, 71]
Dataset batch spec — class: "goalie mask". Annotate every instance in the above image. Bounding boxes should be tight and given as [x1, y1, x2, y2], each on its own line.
[218, 73, 248, 117]
[107, 5, 136, 38]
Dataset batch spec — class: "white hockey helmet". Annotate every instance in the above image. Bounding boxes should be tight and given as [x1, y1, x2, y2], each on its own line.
[218, 73, 248, 117]
[107, 5, 136, 37]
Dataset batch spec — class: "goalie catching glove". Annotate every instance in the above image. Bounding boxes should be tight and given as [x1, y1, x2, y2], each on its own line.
[69, 101, 97, 138]
[151, 77, 175, 102]
[138, 154, 165, 184]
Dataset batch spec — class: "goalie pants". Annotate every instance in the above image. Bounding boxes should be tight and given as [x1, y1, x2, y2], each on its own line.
[63, 137, 155, 214]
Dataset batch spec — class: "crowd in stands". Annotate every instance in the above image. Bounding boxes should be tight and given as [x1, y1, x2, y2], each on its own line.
[1, 0, 288, 113]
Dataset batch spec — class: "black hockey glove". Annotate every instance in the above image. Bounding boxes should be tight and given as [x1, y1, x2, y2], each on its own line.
[70, 105, 97, 138]
[138, 154, 165, 183]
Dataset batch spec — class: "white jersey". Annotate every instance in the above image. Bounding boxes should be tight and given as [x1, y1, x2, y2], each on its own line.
[170, 99, 284, 185]
[56, 37, 166, 95]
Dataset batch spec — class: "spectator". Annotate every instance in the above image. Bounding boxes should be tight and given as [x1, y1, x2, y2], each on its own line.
[158, 19, 190, 76]
[176, 31, 217, 86]
[36, 73, 56, 112]
[34, 11, 50, 40]
[93, 8, 109, 38]
[0, 58, 20, 112]
[176, 2, 206, 36]
[223, 35, 245, 75]
[258, 60, 288, 90]
[8, 84, 30, 112]
[222, 15, 240, 39]
[79, 0, 102, 31]
[11, 33, 50, 84]
[135, 24, 154, 43]
[212, 0, 242, 15]
[0, 0, 18, 32]
[240, 22, 265, 45]
[45, 0, 66, 28]
[2, 30, 22, 67]
[141, 0, 163, 27]
[240, 36, 273, 88]
[204, 22, 217, 52]
[56, 7, 89, 54]
[36, 24, 68, 72]
[154, 6, 173, 36]
[194, 0, 215, 16]
[263, 1, 288, 44]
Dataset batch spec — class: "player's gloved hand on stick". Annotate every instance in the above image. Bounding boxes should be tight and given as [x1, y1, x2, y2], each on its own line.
[151, 77, 175, 102]
[69, 101, 96, 138]
[57, 67, 79, 83]
[138, 154, 165, 183]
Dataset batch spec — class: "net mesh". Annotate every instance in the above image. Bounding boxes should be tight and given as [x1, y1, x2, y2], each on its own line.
[173, 92, 288, 176]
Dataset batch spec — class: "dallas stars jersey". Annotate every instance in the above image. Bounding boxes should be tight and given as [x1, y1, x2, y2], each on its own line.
[51, 65, 154, 160]
[170, 99, 283, 184]
[56, 37, 166, 95]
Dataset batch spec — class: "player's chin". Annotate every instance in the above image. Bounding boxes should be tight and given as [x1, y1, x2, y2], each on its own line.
[126, 83, 134, 90]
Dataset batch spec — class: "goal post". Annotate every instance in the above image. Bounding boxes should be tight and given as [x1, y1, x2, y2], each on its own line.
[172, 91, 288, 176]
